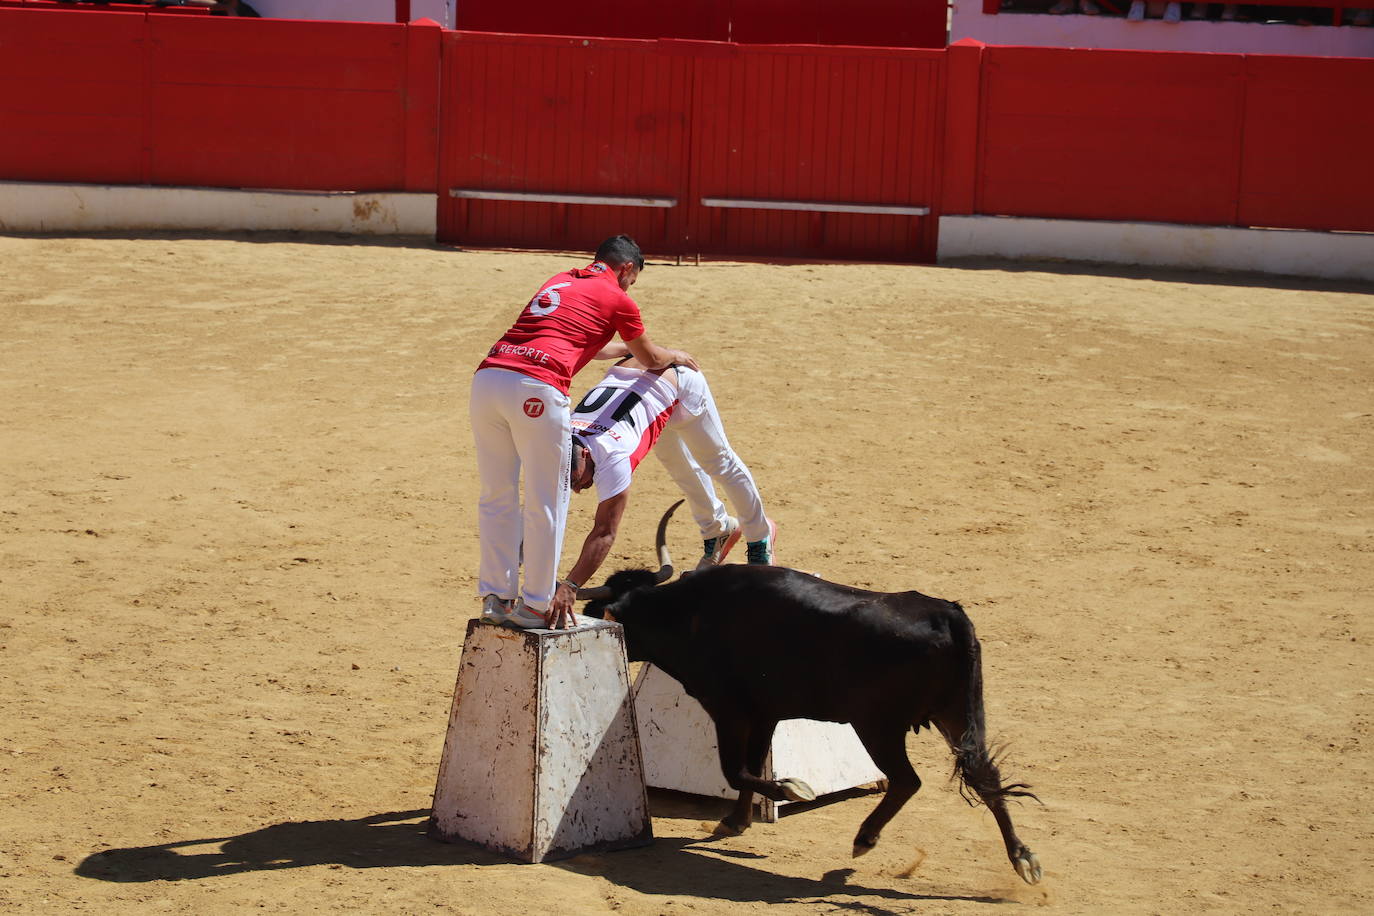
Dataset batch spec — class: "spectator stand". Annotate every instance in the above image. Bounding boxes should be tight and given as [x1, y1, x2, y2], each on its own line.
[0, 1, 212, 13]
[987, 0, 1370, 23]
[0, 0, 442, 21]
[955, 0, 1374, 55]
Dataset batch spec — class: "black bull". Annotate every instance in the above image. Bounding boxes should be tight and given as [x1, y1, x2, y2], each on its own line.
[578, 502, 1042, 885]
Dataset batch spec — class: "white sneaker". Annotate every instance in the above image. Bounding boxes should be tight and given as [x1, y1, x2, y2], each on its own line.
[502, 598, 550, 630]
[480, 594, 513, 624]
[1164, 1, 1182, 21]
[1127, 0, 1146, 19]
[696, 517, 742, 571]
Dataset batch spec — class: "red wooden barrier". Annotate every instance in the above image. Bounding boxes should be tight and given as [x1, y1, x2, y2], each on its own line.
[6, 6, 1373, 256]
[437, 32, 694, 253]
[0, 9, 149, 184]
[435, 33, 945, 261]
[689, 43, 945, 261]
[727, 0, 946, 49]
[1239, 55, 1374, 232]
[454, 2, 723, 42]
[968, 44, 1374, 233]
[940, 38, 984, 216]
[454, 0, 948, 49]
[0, 8, 439, 192]
[975, 46, 1247, 226]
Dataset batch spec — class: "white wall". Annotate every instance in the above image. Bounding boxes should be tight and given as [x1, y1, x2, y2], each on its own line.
[0, 182, 436, 236]
[939, 215, 1374, 282]
[951, 3, 1374, 57]
[248, 0, 454, 27]
[7, 182, 1370, 283]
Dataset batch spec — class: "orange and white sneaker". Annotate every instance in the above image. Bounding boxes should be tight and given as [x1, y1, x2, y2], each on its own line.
[696, 517, 742, 571]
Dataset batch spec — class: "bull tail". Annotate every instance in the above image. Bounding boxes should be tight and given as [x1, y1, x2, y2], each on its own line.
[939, 604, 1038, 809]
[931, 603, 1045, 884]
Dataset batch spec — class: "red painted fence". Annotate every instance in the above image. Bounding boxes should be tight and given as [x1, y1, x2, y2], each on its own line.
[3, 8, 1373, 261]
[0, 7, 439, 191]
[454, 0, 949, 50]
[942, 41, 1374, 234]
[436, 34, 946, 261]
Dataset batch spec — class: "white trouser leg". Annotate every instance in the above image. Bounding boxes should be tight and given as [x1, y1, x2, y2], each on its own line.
[661, 369, 769, 542]
[470, 368, 571, 612]
[655, 426, 729, 538]
[471, 369, 520, 601]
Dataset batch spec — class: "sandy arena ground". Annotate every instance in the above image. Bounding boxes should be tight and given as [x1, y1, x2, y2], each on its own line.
[1, 233, 1371, 914]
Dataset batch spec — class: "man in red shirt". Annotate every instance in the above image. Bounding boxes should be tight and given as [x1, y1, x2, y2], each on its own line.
[471, 236, 696, 630]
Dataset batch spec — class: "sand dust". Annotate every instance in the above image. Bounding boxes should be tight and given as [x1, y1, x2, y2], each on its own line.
[1, 233, 1371, 914]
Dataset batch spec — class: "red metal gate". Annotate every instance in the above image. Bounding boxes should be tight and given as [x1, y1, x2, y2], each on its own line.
[436, 32, 947, 262]
[437, 32, 694, 255]
[687, 43, 945, 262]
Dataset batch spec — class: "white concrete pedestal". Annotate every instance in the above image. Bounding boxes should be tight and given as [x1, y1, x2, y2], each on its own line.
[632, 663, 886, 822]
[430, 619, 652, 862]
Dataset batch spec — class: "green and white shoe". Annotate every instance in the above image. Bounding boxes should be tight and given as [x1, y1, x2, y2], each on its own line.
[696, 517, 741, 571]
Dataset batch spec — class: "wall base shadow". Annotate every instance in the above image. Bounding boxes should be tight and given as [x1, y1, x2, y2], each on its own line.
[939, 254, 1373, 294]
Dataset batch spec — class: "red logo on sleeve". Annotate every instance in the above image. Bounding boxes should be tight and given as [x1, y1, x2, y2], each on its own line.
[522, 398, 545, 418]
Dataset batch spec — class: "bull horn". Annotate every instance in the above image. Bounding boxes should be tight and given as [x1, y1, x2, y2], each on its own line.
[574, 499, 683, 600]
[654, 500, 683, 583]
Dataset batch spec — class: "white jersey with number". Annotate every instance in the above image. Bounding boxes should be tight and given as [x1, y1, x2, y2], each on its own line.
[570, 364, 681, 501]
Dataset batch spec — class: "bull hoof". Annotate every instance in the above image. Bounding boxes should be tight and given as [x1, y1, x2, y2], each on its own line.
[779, 778, 816, 803]
[852, 835, 877, 858]
[711, 819, 744, 838]
[1013, 849, 1043, 885]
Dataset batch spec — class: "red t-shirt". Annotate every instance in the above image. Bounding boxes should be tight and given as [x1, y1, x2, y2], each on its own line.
[477, 262, 646, 394]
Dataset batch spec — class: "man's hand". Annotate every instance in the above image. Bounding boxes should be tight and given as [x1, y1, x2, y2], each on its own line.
[546, 581, 579, 629]
[671, 349, 700, 371]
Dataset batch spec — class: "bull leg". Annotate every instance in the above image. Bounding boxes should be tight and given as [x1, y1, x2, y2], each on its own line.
[712, 715, 813, 836]
[849, 720, 921, 858]
[933, 713, 1042, 885]
[717, 716, 775, 834]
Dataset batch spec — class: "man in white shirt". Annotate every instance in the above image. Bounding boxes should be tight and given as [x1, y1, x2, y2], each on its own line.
[545, 353, 776, 623]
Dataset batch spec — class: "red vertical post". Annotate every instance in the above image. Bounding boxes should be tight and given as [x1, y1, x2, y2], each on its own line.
[940, 38, 985, 216]
[396, 0, 411, 23]
[139, 10, 155, 185]
[403, 17, 441, 192]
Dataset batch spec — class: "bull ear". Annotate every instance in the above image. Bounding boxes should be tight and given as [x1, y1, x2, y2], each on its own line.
[654, 499, 684, 583]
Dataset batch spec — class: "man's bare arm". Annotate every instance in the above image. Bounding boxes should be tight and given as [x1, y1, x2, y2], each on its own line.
[593, 341, 630, 360]
[546, 492, 630, 625]
[626, 333, 699, 371]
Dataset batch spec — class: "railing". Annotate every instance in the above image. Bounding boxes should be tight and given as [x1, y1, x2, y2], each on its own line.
[983, 0, 1364, 24]
[1, 0, 417, 19]
[0, 1, 210, 13]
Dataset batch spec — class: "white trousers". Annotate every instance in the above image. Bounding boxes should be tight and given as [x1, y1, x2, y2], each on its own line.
[655, 368, 770, 542]
[470, 367, 571, 612]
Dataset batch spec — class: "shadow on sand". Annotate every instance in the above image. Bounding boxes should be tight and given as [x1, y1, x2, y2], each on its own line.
[74, 804, 1011, 909]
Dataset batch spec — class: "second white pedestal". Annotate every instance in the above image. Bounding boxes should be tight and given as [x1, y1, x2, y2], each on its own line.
[632, 663, 886, 822]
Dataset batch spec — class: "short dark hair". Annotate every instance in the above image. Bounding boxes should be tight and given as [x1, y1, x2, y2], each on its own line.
[595, 235, 644, 272]
[570, 435, 588, 476]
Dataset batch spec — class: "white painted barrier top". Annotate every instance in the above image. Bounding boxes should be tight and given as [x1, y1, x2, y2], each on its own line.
[701, 197, 929, 216]
[450, 189, 677, 208]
